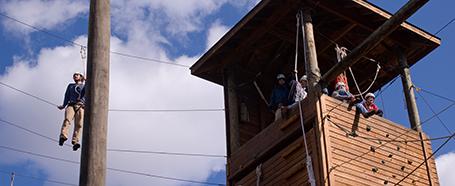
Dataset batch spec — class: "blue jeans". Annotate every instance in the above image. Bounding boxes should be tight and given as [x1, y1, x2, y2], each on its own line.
[355, 103, 368, 114]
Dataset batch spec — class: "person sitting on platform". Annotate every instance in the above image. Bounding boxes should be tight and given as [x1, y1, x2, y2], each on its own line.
[351, 93, 383, 118]
[289, 75, 308, 106]
[331, 82, 355, 103]
[269, 74, 290, 120]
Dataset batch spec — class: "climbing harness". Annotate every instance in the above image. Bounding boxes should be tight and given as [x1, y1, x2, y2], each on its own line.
[294, 11, 316, 186]
[335, 45, 381, 100]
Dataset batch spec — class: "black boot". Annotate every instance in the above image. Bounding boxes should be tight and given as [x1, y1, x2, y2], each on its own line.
[363, 111, 376, 118]
[72, 143, 81, 151]
[59, 137, 67, 146]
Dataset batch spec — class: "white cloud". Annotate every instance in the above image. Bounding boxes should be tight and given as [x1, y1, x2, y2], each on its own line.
[0, 33, 227, 186]
[0, 0, 88, 35]
[436, 152, 455, 186]
[0, 0, 264, 185]
[206, 20, 229, 50]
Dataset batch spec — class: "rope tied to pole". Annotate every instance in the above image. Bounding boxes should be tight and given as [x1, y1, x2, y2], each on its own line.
[294, 11, 316, 186]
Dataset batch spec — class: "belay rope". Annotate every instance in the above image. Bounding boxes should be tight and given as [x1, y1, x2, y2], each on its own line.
[294, 11, 316, 186]
[80, 46, 87, 76]
[335, 45, 381, 100]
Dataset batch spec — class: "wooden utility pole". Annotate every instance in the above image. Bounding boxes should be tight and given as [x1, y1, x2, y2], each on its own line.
[79, 0, 110, 186]
[302, 9, 331, 186]
[398, 50, 433, 185]
[321, 0, 428, 83]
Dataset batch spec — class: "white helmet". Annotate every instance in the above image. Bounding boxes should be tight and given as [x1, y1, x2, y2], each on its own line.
[276, 74, 286, 80]
[74, 72, 85, 78]
[300, 75, 307, 81]
[335, 82, 345, 89]
[365, 93, 375, 99]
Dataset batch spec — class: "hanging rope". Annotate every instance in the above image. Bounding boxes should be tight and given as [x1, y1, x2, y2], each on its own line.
[255, 164, 262, 186]
[80, 46, 87, 75]
[295, 11, 316, 186]
[335, 45, 381, 99]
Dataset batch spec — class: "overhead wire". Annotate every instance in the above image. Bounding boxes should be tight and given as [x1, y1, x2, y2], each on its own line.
[394, 132, 455, 185]
[0, 80, 224, 112]
[0, 169, 77, 186]
[0, 12, 189, 69]
[0, 145, 225, 186]
[415, 89, 453, 134]
[0, 117, 226, 158]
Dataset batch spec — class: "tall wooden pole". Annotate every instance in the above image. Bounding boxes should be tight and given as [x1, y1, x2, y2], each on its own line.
[321, 0, 428, 83]
[302, 9, 330, 186]
[80, 0, 110, 185]
[398, 50, 433, 185]
[399, 50, 421, 131]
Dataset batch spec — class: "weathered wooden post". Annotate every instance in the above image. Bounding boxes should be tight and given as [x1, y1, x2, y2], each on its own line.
[224, 68, 240, 185]
[80, 0, 110, 185]
[302, 8, 331, 186]
[398, 49, 433, 185]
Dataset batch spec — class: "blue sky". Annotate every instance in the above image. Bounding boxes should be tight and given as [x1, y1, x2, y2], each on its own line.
[0, 0, 454, 186]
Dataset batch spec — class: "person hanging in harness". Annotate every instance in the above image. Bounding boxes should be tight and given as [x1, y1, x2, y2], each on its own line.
[288, 75, 308, 107]
[57, 72, 86, 151]
[331, 82, 355, 103]
[269, 74, 290, 120]
[350, 93, 383, 118]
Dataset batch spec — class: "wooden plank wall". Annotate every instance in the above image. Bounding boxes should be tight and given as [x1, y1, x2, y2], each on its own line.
[234, 131, 315, 186]
[324, 96, 439, 186]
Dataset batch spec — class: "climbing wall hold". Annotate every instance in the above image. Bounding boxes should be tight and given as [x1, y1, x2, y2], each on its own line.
[370, 146, 376, 152]
[388, 154, 393, 158]
[381, 160, 386, 164]
[396, 146, 400, 151]
[372, 167, 378, 173]
[366, 125, 372, 132]
[407, 160, 413, 165]
[384, 180, 389, 185]
[401, 166, 406, 171]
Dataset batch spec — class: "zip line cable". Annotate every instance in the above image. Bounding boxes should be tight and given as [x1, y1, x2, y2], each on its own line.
[0, 117, 226, 158]
[0, 145, 225, 186]
[434, 17, 455, 35]
[416, 90, 453, 134]
[0, 169, 77, 186]
[0, 82, 58, 107]
[0, 12, 189, 69]
[394, 132, 455, 185]
[0, 81, 224, 112]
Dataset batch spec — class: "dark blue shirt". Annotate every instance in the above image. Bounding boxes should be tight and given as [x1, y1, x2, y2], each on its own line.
[269, 85, 290, 111]
[62, 83, 85, 107]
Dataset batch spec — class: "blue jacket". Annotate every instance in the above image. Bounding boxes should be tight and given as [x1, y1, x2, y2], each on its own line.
[62, 83, 85, 107]
[269, 85, 290, 111]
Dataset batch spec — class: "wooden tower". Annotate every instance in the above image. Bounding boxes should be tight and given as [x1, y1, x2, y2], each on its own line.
[191, 0, 441, 185]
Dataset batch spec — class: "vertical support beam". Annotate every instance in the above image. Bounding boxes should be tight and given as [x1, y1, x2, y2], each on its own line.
[302, 9, 331, 186]
[80, 0, 110, 186]
[398, 50, 432, 185]
[399, 51, 421, 131]
[224, 68, 240, 185]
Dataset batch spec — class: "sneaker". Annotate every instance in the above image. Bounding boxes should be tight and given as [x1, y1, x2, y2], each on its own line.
[73, 143, 81, 151]
[59, 137, 67, 146]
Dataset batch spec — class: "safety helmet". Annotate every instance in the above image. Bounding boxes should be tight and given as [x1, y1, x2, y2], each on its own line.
[73, 72, 85, 78]
[276, 74, 286, 80]
[335, 82, 346, 89]
[365, 93, 375, 99]
[300, 75, 308, 81]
